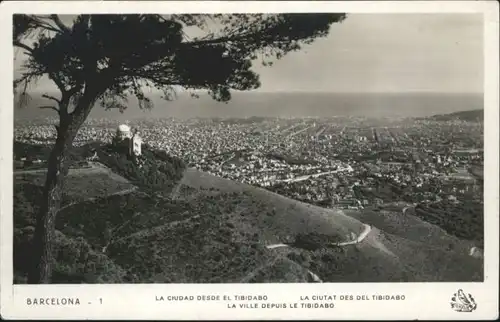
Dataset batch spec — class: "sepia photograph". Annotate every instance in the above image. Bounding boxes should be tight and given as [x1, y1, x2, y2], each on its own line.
[1, 1, 498, 320]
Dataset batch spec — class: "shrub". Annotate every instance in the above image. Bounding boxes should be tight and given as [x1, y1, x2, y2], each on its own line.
[13, 184, 43, 228]
[14, 228, 127, 284]
[97, 144, 186, 193]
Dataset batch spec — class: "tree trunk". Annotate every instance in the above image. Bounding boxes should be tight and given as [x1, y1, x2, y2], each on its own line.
[27, 96, 95, 284]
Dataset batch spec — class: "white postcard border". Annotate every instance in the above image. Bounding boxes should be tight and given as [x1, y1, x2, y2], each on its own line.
[1, 1, 498, 320]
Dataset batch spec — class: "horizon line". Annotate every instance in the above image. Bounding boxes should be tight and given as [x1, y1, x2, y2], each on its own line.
[26, 89, 484, 95]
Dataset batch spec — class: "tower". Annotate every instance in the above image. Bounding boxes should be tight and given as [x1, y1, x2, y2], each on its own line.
[129, 129, 142, 157]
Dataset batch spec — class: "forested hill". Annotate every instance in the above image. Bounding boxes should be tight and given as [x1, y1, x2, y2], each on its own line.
[420, 109, 483, 122]
[14, 141, 483, 284]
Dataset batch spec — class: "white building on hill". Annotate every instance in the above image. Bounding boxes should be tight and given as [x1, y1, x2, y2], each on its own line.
[116, 124, 132, 140]
[115, 124, 142, 157]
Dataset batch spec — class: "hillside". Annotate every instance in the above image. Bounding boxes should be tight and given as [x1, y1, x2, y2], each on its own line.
[13, 144, 483, 283]
[421, 109, 483, 122]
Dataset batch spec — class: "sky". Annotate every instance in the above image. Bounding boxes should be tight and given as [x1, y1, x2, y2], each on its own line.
[14, 13, 484, 94]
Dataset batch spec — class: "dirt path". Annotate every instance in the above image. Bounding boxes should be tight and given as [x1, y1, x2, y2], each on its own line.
[14, 169, 48, 174]
[239, 257, 323, 283]
[239, 257, 280, 283]
[14, 162, 104, 175]
[108, 212, 202, 247]
[58, 186, 138, 212]
[169, 180, 184, 200]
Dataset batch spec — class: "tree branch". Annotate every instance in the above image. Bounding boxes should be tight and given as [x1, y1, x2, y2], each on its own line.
[48, 73, 68, 94]
[185, 34, 236, 47]
[28, 16, 61, 34]
[66, 87, 82, 105]
[37, 105, 60, 113]
[49, 15, 71, 33]
[42, 94, 61, 104]
[13, 40, 34, 54]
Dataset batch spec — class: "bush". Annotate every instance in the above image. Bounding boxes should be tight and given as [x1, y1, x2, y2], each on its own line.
[13, 184, 43, 228]
[97, 144, 186, 193]
[287, 251, 311, 266]
[14, 228, 127, 284]
[414, 200, 483, 246]
[292, 233, 341, 251]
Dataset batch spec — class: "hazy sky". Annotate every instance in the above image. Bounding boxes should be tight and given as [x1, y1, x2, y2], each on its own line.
[14, 13, 483, 94]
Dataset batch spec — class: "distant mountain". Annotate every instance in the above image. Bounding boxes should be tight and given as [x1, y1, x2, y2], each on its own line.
[422, 109, 483, 122]
[15, 92, 483, 120]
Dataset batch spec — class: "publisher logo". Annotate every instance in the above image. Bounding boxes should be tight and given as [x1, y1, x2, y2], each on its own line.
[450, 289, 477, 313]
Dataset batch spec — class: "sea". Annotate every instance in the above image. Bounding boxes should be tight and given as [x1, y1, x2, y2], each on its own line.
[14, 92, 483, 121]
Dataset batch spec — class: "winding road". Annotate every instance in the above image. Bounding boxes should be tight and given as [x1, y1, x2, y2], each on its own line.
[334, 223, 372, 246]
[265, 223, 372, 250]
[263, 224, 372, 283]
[402, 206, 412, 215]
[266, 243, 289, 249]
[277, 166, 353, 184]
[263, 204, 419, 282]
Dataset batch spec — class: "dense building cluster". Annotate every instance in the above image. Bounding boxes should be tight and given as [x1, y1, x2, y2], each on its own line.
[14, 115, 483, 209]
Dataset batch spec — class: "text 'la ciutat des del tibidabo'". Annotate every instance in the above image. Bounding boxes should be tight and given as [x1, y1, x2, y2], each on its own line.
[154, 294, 406, 309]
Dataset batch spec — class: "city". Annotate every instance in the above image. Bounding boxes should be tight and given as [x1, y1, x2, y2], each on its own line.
[14, 114, 483, 214]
